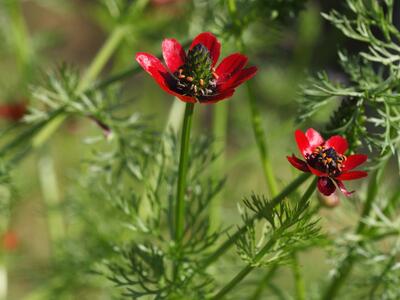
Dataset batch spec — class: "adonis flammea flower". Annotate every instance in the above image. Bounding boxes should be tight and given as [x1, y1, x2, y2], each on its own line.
[287, 128, 368, 196]
[136, 32, 257, 104]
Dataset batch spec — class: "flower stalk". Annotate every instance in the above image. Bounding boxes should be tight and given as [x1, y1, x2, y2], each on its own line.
[248, 264, 278, 300]
[292, 252, 306, 300]
[227, 0, 279, 197]
[175, 102, 195, 243]
[173, 102, 195, 280]
[77, 26, 128, 93]
[210, 101, 228, 229]
[245, 80, 279, 197]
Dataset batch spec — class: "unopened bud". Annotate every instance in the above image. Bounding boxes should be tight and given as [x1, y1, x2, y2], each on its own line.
[318, 191, 340, 208]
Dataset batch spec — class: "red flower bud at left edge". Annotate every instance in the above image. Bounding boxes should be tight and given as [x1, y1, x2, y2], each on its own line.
[136, 32, 257, 104]
[2, 231, 19, 252]
[287, 128, 368, 197]
[0, 102, 27, 121]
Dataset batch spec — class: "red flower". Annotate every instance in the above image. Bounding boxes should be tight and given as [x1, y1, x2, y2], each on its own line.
[2, 231, 19, 251]
[287, 128, 368, 196]
[136, 32, 257, 104]
[0, 102, 26, 121]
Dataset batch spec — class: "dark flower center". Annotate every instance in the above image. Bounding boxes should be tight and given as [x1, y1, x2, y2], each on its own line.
[173, 43, 218, 98]
[306, 146, 346, 177]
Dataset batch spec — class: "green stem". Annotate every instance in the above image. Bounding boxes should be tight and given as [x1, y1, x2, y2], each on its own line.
[248, 265, 278, 300]
[140, 99, 186, 222]
[38, 151, 64, 246]
[212, 266, 252, 299]
[227, 0, 241, 37]
[292, 252, 306, 300]
[201, 173, 311, 268]
[321, 170, 380, 300]
[245, 79, 279, 197]
[227, 0, 237, 15]
[211, 179, 316, 299]
[175, 103, 195, 242]
[173, 102, 194, 279]
[77, 26, 127, 93]
[6, 0, 31, 74]
[210, 101, 229, 230]
[31, 113, 67, 148]
[227, 7, 278, 197]
[0, 109, 63, 158]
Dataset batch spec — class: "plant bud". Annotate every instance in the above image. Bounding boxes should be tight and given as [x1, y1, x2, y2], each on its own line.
[318, 191, 340, 208]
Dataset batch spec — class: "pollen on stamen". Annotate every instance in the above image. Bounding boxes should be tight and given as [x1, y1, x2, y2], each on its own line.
[307, 146, 347, 177]
[172, 43, 218, 98]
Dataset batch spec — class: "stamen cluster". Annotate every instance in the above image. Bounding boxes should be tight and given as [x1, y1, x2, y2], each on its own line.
[306, 146, 346, 177]
[173, 44, 218, 98]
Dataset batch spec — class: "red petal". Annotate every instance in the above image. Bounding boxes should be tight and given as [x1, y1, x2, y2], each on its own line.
[336, 180, 354, 197]
[325, 135, 348, 154]
[136, 53, 196, 103]
[287, 155, 310, 172]
[305, 128, 324, 149]
[295, 130, 311, 158]
[220, 66, 257, 90]
[215, 53, 248, 82]
[336, 171, 368, 181]
[317, 177, 336, 196]
[197, 89, 235, 104]
[136, 52, 172, 90]
[342, 154, 368, 171]
[162, 38, 186, 73]
[190, 32, 221, 67]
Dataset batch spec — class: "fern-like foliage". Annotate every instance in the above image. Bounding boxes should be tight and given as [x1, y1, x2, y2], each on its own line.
[235, 193, 323, 267]
[190, 0, 307, 41]
[327, 181, 400, 299]
[98, 133, 224, 299]
[298, 0, 400, 168]
[28, 65, 117, 124]
[12, 64, 158, 299]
